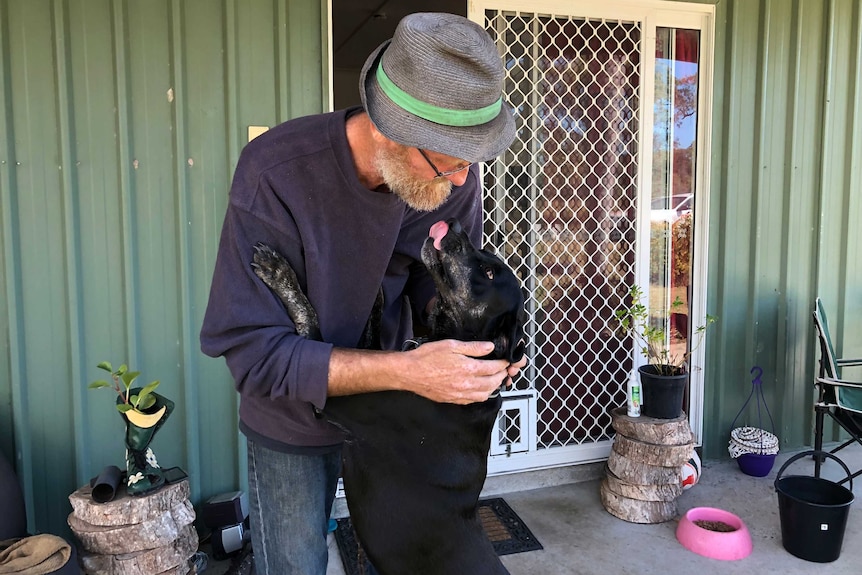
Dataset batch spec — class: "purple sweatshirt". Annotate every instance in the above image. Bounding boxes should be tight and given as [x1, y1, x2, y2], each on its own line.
[200, 108, 482, 451]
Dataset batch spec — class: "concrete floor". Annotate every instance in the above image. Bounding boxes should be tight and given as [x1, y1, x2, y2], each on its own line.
[208, 443, 862, 574]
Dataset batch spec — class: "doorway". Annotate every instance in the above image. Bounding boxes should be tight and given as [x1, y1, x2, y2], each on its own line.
[470, 1, 715, 473]
[331, 0, 466, 110]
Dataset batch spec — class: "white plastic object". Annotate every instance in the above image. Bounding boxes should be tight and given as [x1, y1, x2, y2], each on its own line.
[627, 370, 641, 417]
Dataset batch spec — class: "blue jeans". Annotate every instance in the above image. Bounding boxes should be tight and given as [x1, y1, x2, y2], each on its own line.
[246, 439, 341, 575]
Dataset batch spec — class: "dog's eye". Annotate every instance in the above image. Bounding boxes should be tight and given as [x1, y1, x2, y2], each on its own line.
[482, 265, 494, 280]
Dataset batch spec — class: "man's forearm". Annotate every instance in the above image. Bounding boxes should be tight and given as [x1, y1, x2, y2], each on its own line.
[327, 348, 408, 396]
[326, 340, 510, 405]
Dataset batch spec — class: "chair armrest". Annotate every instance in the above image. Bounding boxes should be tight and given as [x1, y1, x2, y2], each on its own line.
[817, 376, 862, 389]
[836, 358, 862, 367]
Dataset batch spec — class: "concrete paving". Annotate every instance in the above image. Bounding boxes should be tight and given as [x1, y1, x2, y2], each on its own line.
[491, 445, 861, 575]
[208, 443, 862, 574]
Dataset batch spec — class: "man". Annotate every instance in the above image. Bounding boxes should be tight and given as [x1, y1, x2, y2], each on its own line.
[201, 12, 523, 575]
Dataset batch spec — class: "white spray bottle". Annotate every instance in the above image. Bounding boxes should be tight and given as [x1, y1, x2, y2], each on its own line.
[627, 369, 641, 417]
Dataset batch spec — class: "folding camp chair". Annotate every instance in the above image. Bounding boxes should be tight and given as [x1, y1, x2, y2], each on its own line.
[812, 297, 862, 485]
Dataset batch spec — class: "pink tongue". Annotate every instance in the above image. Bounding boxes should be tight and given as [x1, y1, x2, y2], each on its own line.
[429, 221, 449, 250]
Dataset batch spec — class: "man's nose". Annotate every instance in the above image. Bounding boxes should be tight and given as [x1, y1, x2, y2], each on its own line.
[446, 170, 470, 187]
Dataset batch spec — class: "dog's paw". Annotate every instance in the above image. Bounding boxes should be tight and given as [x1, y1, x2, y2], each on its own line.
[252, 243, 298, 293]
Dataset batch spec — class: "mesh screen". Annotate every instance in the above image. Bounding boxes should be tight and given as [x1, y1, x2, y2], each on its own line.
[482, 11, 641, 449]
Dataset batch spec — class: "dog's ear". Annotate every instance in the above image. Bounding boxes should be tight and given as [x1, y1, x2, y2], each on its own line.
[493, 309, 526, 363]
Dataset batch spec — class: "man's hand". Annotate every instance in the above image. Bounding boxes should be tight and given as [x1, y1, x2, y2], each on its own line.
[397, 340, 511, 404]
[504, 354, 528, 389]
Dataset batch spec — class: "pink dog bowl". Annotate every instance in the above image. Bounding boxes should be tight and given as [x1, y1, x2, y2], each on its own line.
[676, 507, 752, 560]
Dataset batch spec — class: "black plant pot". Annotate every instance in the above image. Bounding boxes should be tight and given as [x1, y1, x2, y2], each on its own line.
[638, 364, 687, 419]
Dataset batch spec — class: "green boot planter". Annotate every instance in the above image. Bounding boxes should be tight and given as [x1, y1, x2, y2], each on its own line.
[121, 389, 174, 496]
[89, 361, 175, 496]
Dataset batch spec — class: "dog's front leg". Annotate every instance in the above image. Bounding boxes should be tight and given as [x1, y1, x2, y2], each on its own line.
[252, 243, 322, 341]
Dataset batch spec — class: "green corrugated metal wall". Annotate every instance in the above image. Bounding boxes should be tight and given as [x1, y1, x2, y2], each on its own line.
[1, 0, 861, 536]
[0, 0, 327, 536]
[704, 0, 862, 459]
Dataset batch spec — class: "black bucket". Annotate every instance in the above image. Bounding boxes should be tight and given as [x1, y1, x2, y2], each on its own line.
[638, 365, 686, 419]
[774, 451, 855, 563]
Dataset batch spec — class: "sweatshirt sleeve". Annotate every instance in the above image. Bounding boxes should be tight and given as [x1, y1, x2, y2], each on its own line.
[200, 169, 333, 410]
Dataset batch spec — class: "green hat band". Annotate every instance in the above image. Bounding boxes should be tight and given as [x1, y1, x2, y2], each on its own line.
[376, 64, 502, 127]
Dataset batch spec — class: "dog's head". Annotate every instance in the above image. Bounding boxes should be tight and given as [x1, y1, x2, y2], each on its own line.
[421, 219, 526, 363]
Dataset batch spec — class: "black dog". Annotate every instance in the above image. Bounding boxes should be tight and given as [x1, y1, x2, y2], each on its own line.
[252, 218, 526, 575]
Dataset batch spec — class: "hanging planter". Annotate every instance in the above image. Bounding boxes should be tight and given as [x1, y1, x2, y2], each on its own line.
[728, 366, 779, 476]
[729, 426, 780, 476]
[728, 426, 779, 456]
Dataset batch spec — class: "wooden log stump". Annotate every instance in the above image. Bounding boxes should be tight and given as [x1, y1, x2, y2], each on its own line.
[602, 406, 695, 524]
[606, 450, 681, 486]
[603, 466, 682, 502]
[600, 479, 678, 524]
[78, 524, 198, 575]
[69, 499, 195, 554]
[69, 479, 198, 575]
[69, 480, 192, 527]
[610, 406, 692, 444]
[612, 433, 694, 467]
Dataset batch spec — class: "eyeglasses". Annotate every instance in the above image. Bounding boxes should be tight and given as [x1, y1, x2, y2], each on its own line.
[416, 148, 472, 178]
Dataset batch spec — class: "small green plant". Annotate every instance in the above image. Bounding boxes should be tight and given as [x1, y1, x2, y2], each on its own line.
[88, 361, 160, 413]
[615, 285, 717, 376]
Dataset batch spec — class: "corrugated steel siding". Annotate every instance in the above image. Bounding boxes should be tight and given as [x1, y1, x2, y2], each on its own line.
[1, 0, 861, 534]
[0, 0, 325, 535]
[704, 0, 862, 458]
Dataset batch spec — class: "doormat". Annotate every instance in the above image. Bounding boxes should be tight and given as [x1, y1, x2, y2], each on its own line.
[333, 497, 543, 575]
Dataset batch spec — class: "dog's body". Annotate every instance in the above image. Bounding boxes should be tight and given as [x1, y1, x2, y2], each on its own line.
[252, 219, 525, 575]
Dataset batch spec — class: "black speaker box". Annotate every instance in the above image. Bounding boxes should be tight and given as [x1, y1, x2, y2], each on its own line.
[202, 491, 249, 528]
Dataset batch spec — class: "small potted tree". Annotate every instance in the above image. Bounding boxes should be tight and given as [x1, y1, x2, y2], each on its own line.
[615, 285, 717, 419]
[89, 361, 174, 496]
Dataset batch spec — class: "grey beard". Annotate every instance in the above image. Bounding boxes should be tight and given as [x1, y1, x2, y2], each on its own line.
[374, 149, 454, 212]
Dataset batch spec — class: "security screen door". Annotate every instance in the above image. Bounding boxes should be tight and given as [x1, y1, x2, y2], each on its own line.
[470, 1, 714, 474]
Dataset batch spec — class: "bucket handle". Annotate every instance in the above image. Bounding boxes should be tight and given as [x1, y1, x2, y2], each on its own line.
[774, 450, 853, 492]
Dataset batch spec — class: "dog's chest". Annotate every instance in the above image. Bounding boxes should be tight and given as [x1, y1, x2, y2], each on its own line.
[328, 391, 501, 485]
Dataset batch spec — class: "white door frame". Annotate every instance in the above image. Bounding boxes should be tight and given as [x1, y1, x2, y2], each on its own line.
[470, 0, 715, 476]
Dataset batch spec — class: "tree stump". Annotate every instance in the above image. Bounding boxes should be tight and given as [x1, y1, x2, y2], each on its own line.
[606, 450, 681, 485]
[610, 408, 692, 445]
[77, 525, 197, 575]
[69, 481, 191, 527]
[601, 407, 695, 524]
[68, 480, 198, 575]
[612, 434, 693, 467]
[600, 480, 678, 524]
[603, 466, 681, 501]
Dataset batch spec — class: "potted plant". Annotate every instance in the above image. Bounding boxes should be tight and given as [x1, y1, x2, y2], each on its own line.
[89, 361, 174, 496]
[615, 285, 717, 418]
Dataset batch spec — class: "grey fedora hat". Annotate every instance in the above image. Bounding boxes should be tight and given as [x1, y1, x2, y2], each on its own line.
[359, 12, 515, 163]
